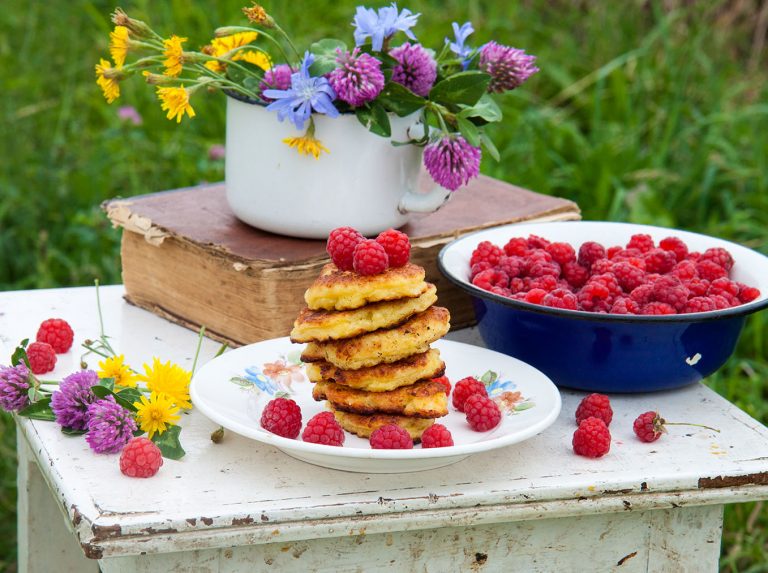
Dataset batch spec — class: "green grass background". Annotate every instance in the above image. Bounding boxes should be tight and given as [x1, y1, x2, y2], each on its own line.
[1, 0, 766, 570]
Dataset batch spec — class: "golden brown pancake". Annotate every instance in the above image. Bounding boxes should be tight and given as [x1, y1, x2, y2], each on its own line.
[305, 348, 445, 392]
[301, 306, 450, 369]
[291, 283, 437, 343]
[314, 379, 448, 418]
[304, 263, 426, 311]
[329, 406, 434, 441]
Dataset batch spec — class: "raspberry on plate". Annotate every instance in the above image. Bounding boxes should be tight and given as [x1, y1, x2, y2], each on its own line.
[659, 236, 689, 261]
[326, 227, 363, 271]
[464, 394, 502, 431]
[577, 241, 606, 269]
[432, 375, 451, 395]
[471, 241, 504, 267]
[452, 376, 487, 412]
[260, 397, 302, 439]
[353, 239, 389, 276]
[120, 437, 163, 478]
[683, 296, 718, 313]
[575, 393, 613, 426]
[542, 288, 578, 310]
[421, 423, 454, 448]
[36, 318, 74, 353]
[644, 248, 676, 274]
[696, 260, 728, 282]
[376, 229, 410, 267]
[503, 237, 529, 257]
[626, 233, 655, 253]
[302, 412, 345, 446]
[651, 276, 689, 312]
[641, 301, 677, 315]
[27, 341, 56, 374]
[546, 242, 576, 265]
[472, 269, 509, 292]
[699, 247, 734, 271]
[572, 417, 611, 458]
[370, 424, 413, 449]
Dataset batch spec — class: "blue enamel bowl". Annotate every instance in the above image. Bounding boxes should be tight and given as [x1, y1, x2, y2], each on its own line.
[438, 221, 768, 393]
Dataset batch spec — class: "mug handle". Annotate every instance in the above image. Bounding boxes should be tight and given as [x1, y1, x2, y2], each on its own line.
[397, 119, 452, 214]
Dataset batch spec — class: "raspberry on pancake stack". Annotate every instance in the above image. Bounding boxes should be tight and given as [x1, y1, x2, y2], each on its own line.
[291, 227, 451, 443]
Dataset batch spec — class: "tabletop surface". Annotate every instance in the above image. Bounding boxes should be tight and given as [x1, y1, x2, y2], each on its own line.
[2, 285, 768, 557]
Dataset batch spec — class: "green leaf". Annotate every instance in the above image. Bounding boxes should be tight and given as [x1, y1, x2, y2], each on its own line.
[514, 402, 535, 411]
[480, 132, 500, 162]
[91, 385, 138, 412]
[11, 339, 30, 368]
[309, 38, 346, 76]
[456, 116, 481, 147]
[429, 71, 491, 106]
[356, 103, 391, 137]
[17, 397, 56, 421]
[230, 376, 253, 387]
[480, 370, 498, 385]
[97, 377, 115, 392]
[116, 387, 142, 406]
[377, 82, 426, 117]
[458, 94, 503, 123]
[151, 425, 186, 460]
[61, 427, 86, 436]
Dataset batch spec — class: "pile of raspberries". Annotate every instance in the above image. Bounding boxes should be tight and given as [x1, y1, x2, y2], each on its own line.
[469, 233, 761, 315]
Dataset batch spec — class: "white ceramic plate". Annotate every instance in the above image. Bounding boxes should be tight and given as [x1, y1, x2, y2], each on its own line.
[191, 338, 561, 473]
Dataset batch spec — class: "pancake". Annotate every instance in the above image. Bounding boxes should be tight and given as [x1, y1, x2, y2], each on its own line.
[314, 379, 448, 419]
[330, 406, 435, 441]
[304, 263, 426, 311]
[291, 283, 438, 343]
[301, 306, 450, 369]
[305, 348, 445, 392]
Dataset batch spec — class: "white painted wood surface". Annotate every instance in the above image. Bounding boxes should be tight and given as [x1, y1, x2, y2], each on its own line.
[3, 286, 767, 572]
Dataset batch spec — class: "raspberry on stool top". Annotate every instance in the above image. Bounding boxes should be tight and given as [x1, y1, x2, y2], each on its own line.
[26, 341, 57, 375]
[120, 437, 163, 478]
[36, 318, 75, 353]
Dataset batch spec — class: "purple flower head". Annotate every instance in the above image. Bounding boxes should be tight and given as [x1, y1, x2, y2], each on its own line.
[423, 134, 481, 191]
[259, 64, 294, 102]
[117, 106, 143, 125]
[51, 369, 98, 431]
[85, 396, 138, 454]
[208, 144, 225, 161]
[264, 52, 339, 130]
[390, 42, 437, 97]
[479, 41, 539, 93]
[353, 3, 419, 51]
[328, 48, 385, 107]
[0, 364, 31, 412]
[445, 22, 474, 70]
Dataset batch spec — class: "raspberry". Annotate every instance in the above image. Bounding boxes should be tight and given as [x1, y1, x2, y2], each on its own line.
[606, 246, 623, 259]
[36, 318, 74, 353]
[633, 411, 663, 443]
[326, 227, 363, 271]
[301, 412, 345, 446]
[542, 288, 578, 310]
[577, 281, 612, 312]
[370, 424, 413, 449]
[27, 342, 56, 374]
[524, 288, 547, 305]
[659, 236, 688, 262]
[489, 286, 511, 297]
[590, 273, 621, 297]
[470, 261, 493, 279]
[546, 242, 576, 265]
[644, 248, 676, 274]
[699, 247, 734, 271]
[432, 375, 451, 395]
[708, 277, 740, 299]
[471, 241, 503, 267]
[641, 301, 677, 315]
[612, 262, 645, 292]
[452, 376, 487, 412]
[421, 424, 454, 448]
[529, 275, 559, 293]
[577, 241, 606, 269]
[710, 294, 733, 309]
[651, 276, 689, 312]
[590, 259, 614, 275]
[260, 397, 302, 439]
[627, 234, 655, 253]
[527, 259, 560, 278]
[685, 278, 710, 297]
[527, 234, 551, 249]
[562, 262, 589, 289]
[464, 394, 502, 431]
[119, 437, 163, 478]
[472, 269, 509, 292]
[610, 297, 640, 315]
[375, 229, 410, 267]
[497, 255, 524, 279]
[683, 296, 718, 313]
[572, 417, 611, 458]
[503, 237, 529, 257]
[738, 285, 761, 304]
[630, 284, 654, 305]
[575, 394, 613, 426]
[353, 239, 389, 275]
[671, 260, 698, 281]
[696, 260, 727, 282]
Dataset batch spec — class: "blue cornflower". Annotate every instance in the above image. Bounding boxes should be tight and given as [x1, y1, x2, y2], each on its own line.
[352, 3, 419, 51]
[264, 52, 339, 130]
[445, 21, 474, 69]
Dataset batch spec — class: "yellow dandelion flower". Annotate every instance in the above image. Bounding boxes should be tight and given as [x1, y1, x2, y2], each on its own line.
[242, 3, 273, 27]
[283, 134, 330, 160]
[237, 50, 271, 71]
[133, 392, 181, 439]
[98, 354, 139, 389]
[95, 58, 120, 104]
[162, 34, 187, 77]
[109, 25, 130, 67]
[157, 85, 196, 123]
[139, 357, 192, 409]
[203, 32, 270, 73]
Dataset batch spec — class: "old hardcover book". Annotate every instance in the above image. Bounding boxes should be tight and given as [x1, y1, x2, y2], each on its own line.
[104, 176, 580, 346]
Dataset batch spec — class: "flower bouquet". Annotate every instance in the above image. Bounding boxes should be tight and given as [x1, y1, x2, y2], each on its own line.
[98, 3, 538, 193]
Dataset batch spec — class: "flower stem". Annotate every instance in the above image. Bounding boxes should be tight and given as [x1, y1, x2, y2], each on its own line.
[272, 23, 302, 63]
[665, 422, 721, 433]
[191, 326, 206, 373]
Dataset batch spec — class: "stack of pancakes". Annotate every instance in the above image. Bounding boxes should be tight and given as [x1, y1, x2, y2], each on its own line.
[291, 262, 451, 442]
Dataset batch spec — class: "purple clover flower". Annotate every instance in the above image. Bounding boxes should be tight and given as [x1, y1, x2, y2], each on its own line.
[390, 42, 437, 97]
[353, 3, 419, 51]
[208, 144, 225, 161]
[117, 106, 143, 125]
[328, 48, 385, 107]
[479, 41, 539, 93]
[259, 64, 294, 102]
[445, 22, 474, 70]
[0, 364, 31, 412]
[51, 370, 98, 431]
[423, 134, 482, 191]
[264, 52, 339, 130]
[85, 396, 137, 454]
